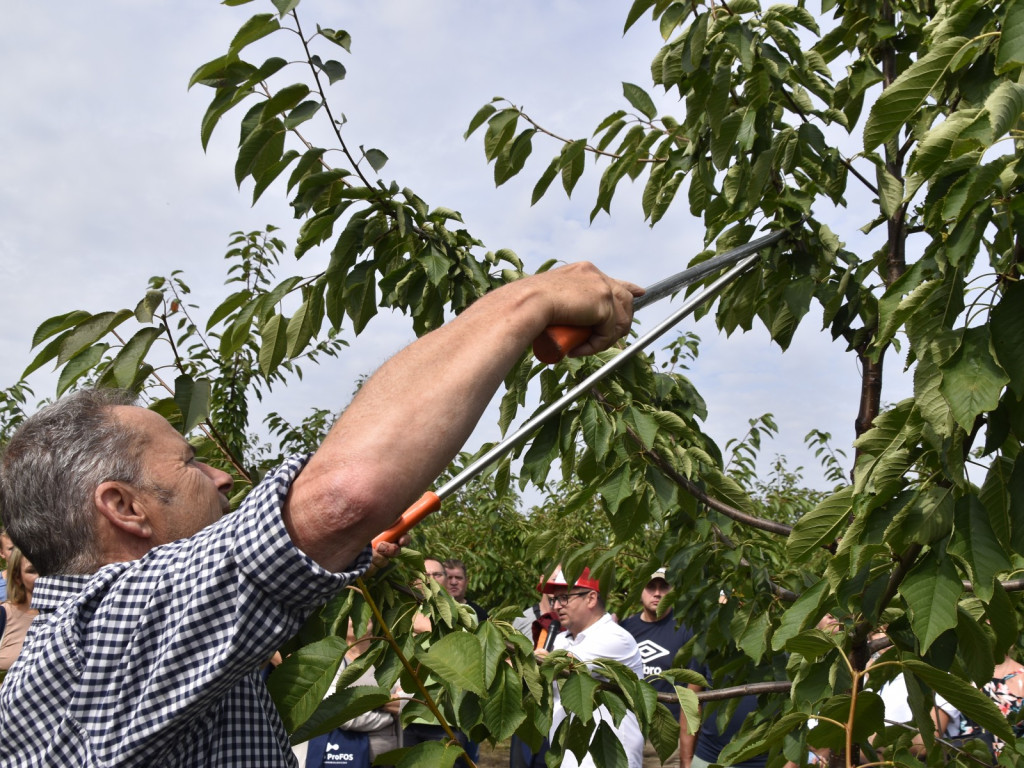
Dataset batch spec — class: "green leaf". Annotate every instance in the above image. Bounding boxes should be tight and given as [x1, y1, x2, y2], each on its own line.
[109, 327, 162, 389]
[560, 672, 600, 725]
[482, 663, 526, 742]
[251, 148, 299, 205]
[495, 129, 534, 185]
[57, 310, 131, 365]
[787, 486, 853, 561]
[188, 53, 238, 89]
[134, 290, 164, 323]
[863, 37, 968, 152]
[483, 108, 520, 161]
[319, 27, 352, 53]
[258, 312, 289, 377]
[343, 261, 378, 335]
[289, 683, 391, 744]
[997, 0, 1024, 74]
[949, 494, 1010, 603]
[174, 374, 211, 434]
[477, 619, 507, 690]
[228, 14, 281, 57]
[597, 463, 633, 516]
[904, 659, 1015, 743]
[235, 123, 284, 187]
[907, 110, 976, 179]
[985, 81, 1024, 139]
[649, 701, 682, 763]
[261, 83, 309, 122]
[56, 344, 108, 396]
[624, 0, 656, 33]
[270, 0, 299, 13]
[283, 100, 321, 130]
[320, 59, 346, 84]
[419, 632, 486, 697]
[939, 326, 1009, 431]
[285, 295, 318, 359]
[589, 721, 629, 768]
[622, 82, 657, 119]
[23, 331, 72, 379]
[955, 606, 996, 685]
[31, 309, 92, 348]
[581, 400, 613, 458]
[720, 713, 809, 765]
[877, 165, 904, 219]
[734, 609, 771, 663]
[884, 485, 955, 551]
[560, 139, 587, 196]
[992, 280, 1024, 399]
[701, 468, 756, 517]
[391, 740, 464, 768]
[984, 584, 1018, 661]
[364, 148, 388, 172]
[419, 245, 451, 286]
[772, 578, 830, 651]
[266, 635, 345, 733]
[531, 157, 560, 205]
[898, 550, 963, 654]
[785, 629, 840, 660]
[465, 102, 498, 138]
[625, 408, 659, 448]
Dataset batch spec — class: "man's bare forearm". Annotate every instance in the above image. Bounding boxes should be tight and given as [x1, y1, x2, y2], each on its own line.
[284, 263, 642, 570]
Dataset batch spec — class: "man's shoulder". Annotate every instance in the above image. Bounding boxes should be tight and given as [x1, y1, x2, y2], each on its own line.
[467, 600, 489, 622]
[585, 613, 639, 649]
[619, 612, 645, 633]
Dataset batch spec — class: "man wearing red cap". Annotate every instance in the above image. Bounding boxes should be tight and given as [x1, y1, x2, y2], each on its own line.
[538, 566, 644, 768]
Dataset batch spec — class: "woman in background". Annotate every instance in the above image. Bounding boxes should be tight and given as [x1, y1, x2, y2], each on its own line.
[0, 547, 39, 671]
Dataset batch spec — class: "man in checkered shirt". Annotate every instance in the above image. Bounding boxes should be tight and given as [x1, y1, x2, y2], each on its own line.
[0, 263, 641, 767]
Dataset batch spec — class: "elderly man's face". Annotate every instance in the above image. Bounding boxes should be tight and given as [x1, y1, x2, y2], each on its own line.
[113, 406, 234, 545]
[445, 566, 466, 600]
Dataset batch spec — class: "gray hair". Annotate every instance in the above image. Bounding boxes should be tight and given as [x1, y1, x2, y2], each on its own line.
[0, 389, 146, 576]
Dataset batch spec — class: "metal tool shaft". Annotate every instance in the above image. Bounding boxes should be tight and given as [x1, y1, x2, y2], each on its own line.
[435, 252, 761, 500]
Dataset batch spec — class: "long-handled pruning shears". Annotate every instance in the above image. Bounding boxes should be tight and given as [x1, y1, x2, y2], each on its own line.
[371, 228, 792, 547]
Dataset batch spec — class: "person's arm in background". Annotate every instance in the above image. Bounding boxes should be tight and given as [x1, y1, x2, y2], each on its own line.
[679, 681, 703, 768]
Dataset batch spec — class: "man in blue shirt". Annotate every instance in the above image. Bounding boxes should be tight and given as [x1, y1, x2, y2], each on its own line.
[621, 567, 696, 764]
[0, 263, 641, 767]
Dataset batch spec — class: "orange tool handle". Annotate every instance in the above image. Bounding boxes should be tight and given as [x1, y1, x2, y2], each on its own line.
[372, 491, 442, 548]
[532, 325, 591, 364]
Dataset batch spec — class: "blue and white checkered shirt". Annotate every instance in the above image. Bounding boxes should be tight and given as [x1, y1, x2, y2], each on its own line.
[0, 455, 372, 767]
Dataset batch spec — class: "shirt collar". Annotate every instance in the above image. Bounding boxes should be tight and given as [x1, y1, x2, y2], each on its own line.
[568, 611, 612, 642]
[31, 573, 95, 613]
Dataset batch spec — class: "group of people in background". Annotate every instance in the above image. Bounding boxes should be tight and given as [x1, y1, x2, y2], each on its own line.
[289, 555, 490, 768]
[4, 517, 1022, 768]
[511, 564, 765, 768]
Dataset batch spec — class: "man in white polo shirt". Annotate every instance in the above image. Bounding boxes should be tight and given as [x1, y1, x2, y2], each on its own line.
[538, 565, 644, 768]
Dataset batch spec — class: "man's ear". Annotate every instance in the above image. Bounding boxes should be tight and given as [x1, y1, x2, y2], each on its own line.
[94, 481, 153, 540]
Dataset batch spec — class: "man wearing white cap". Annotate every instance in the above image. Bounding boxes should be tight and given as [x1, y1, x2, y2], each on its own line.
[538, 566, 644, 768]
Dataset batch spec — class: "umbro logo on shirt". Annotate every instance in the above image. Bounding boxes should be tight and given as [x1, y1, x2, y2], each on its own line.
[636, 639, 670, 663]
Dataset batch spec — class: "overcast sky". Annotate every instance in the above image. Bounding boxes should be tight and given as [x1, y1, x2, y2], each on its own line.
[0, 1, 910, 496]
